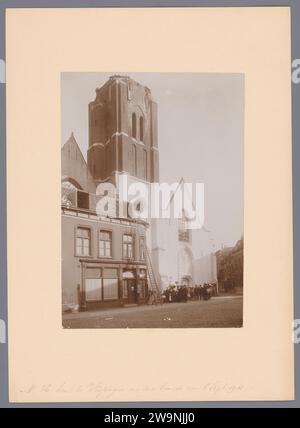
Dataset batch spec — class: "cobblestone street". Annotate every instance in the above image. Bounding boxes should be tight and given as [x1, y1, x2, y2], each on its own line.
[62, 296, 243, 328]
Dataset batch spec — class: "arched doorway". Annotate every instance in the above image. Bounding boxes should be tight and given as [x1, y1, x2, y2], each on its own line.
[178, 243, 194, 285]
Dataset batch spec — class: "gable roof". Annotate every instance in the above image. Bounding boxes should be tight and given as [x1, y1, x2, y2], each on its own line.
[61, 132, 96, 193]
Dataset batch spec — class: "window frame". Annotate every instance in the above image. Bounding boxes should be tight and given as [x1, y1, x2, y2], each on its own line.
[76, 190, 90, 210]
[102, 278, 119, 300]
[123, 233, 134, 260]
[139, 116, 144, 142]
[140, 236, 145, 261]
[75, 226, 91, 257]
[98, 229, 113, 258]
[132, 144, 137, 176]
[132, 112, 137, 139]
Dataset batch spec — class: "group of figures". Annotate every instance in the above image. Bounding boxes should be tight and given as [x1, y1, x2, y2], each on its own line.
[147, 283, 218, 305]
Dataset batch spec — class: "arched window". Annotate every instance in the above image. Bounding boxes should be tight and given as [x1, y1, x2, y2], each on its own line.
[132, 145, 137, 176]
[132, 113, 137, 139]
[178, 210, 190, 242]
[143, 150, 147, 180]
[139, 116, 144, 141]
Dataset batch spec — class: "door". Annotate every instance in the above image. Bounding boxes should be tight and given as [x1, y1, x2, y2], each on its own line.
[127, 279, 137, 303]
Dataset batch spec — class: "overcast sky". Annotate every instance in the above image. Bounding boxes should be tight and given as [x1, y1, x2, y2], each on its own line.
[61, 72, 244, 252]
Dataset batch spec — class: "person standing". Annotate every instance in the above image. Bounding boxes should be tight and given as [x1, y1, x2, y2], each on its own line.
[148, 289, 154, 305]
[199, 284, 203, 301]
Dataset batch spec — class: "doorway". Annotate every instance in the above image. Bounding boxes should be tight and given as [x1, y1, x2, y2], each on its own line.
[128, 279, 137, 303]
[123, 279, 137, 303]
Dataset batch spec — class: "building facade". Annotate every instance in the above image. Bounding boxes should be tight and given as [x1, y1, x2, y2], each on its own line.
[215, 238, 244, 294]
[62, 76, 159, 311]
[155, 187, 196, 289]
[192, 252, 218, 287]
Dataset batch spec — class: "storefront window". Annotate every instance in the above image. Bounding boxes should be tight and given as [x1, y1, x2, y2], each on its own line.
[103, 278, 118, 300]
[85, 278, 102, 301]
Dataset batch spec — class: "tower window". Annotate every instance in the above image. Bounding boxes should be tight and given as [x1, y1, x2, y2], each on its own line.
[132, 145, 137, 176]
[132, 113, 137, 139]
[178, 213, 190, 242]
[140, 116, 144, 141]
[143, 150, 147, 180]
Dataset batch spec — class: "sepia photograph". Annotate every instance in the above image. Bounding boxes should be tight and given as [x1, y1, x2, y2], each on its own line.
[5, 5, 295, 405]
[61, 72, 244, 328]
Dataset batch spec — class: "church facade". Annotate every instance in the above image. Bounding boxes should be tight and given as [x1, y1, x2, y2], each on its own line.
[61, 75, 160, 311]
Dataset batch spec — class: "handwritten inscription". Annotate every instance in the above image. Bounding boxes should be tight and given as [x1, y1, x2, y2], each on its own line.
[19, 381, 244, 399]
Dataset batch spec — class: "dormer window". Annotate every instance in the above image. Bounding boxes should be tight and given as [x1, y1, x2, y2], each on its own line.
[77, 190, 89, 210]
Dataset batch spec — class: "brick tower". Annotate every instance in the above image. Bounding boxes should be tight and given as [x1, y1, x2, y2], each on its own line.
[87, 75, 161, 292]
[87, 75, 159, 187]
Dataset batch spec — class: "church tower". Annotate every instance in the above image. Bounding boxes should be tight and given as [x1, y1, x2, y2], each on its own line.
[87, 75, 159, 186]
[87, 75, 161, 290]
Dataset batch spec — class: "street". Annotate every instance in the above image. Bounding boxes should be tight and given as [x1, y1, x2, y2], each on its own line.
[62, 295, 243, 328]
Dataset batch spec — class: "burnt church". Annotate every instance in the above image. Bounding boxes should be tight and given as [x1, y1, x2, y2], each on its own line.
[61, 75, 160, 311]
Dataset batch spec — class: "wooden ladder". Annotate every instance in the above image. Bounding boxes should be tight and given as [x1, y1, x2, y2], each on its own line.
[144, 244, 162, 304]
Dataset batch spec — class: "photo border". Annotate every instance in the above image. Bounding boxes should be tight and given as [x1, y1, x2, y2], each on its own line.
[0, 0, 299, 408]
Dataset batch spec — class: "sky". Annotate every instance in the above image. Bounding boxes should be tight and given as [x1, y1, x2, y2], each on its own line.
[61, 72, 244, 252]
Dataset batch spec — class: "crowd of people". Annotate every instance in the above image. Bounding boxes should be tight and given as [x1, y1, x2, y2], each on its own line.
[160, 282, 217, 304]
